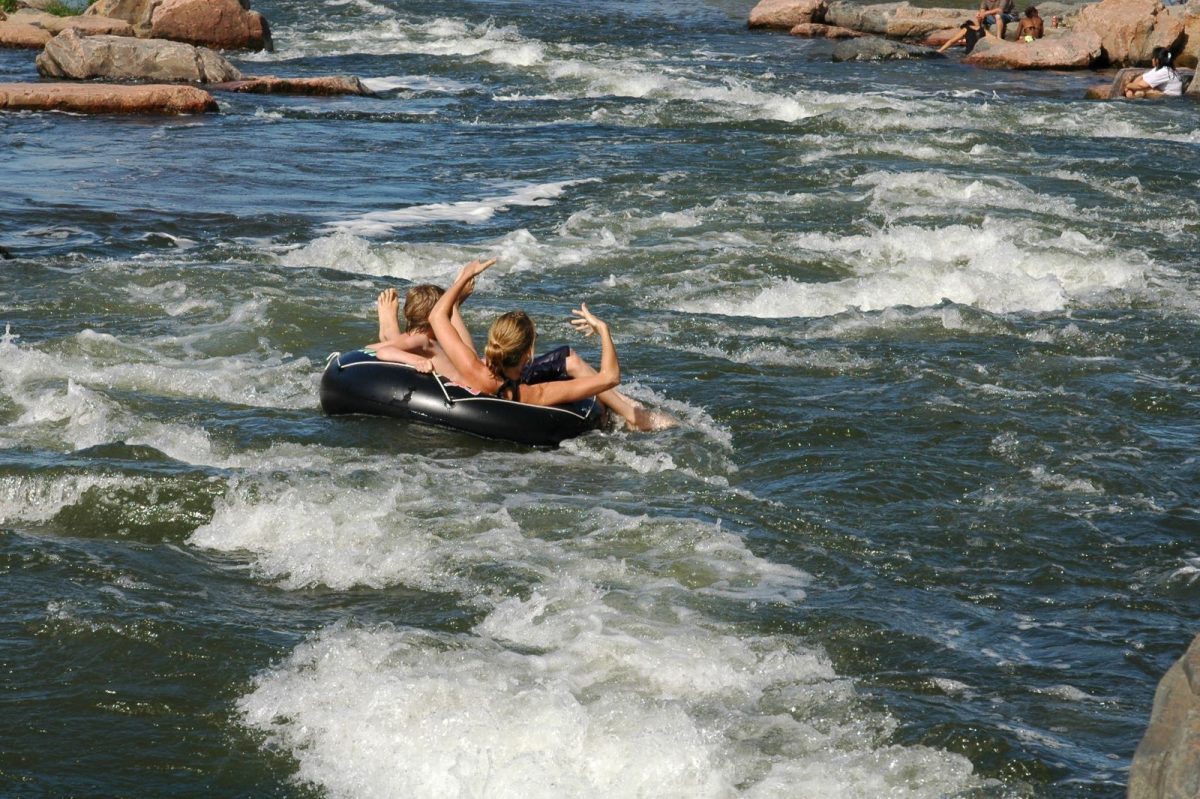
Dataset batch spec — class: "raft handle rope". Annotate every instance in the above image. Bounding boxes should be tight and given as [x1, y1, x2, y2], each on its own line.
[431, 372, 456, 408]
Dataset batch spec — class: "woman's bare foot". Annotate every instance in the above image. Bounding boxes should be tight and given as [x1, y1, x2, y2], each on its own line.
[377, 288, 402, 342]
[630, 405, 678, 432]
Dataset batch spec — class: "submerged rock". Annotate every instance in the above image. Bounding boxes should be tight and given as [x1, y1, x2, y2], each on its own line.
[963, 31, 1104, 68]
[211, 76, 374, 96]
[1129, 634, 1200, 799]
[832, 37, 942, 60]
[0, 81, 218, 114]
[36, 29, 243, 83]
[749, 0, 828, 29]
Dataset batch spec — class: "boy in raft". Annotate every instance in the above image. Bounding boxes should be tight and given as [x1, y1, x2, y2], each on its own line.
[369, 259, 674, 432]
[362, 281, 473, 383]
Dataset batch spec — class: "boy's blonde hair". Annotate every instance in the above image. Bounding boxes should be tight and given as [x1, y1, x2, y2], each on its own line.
[404, 284, 444, 334]
[485, 311, 536, 379]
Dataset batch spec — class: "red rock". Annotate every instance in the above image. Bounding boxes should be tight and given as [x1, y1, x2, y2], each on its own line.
[749, 0, 828, 29]
[0, 81, 218, 114]
[150, 0, 272, 52]
[789, 22, 865, 38]
[1073, 0, 1184, 67]
[963, 30, 1103, 68]
[0, 19, 53, 48]
[212, 76, 374, 96]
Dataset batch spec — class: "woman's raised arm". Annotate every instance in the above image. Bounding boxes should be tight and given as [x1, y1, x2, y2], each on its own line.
[522, 303, 620, 407]
[429, 258, 497, 390]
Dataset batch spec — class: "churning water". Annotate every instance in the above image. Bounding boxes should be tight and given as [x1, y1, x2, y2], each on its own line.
[2, 0, 1198, 796]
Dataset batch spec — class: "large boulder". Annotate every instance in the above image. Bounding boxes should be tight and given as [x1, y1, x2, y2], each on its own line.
[749, 0, 828, 29]
[963, 31, 1104, 68]
[1165, 5, 1200, 69]
[0, 81, 217, 113]
[150, 0, 271, 52]
[1129, 634, 1200, 799]
[8, 8, 134, 36]
[886, 6, 968, 39]
[211, 76, 375, 96]
[84, 0, 156, 36]
[84, 0, 271, 50]
[832, 37, 942, 60]
[0, 18, 53, 48]
[1073, 0, 1185, 66]
[36, 29, 243, 83]
[790, 21, 866, 38]
[825, 2, 902, 36]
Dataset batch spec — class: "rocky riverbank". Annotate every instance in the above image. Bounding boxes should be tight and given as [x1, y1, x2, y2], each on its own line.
[0, 0, 370, 114]
[750, 0, 1200, 96]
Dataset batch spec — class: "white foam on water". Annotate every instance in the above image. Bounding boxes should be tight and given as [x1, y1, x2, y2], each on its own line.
[322, 180, 592, 237]
[1166, 555, 1200, 586]
[263, 15, 548, 67]
[0, 473, 148, 525]
[675, 222, 1150, 319]
[540, 59, 817, 123]
[1033, 685, 1112, 703]
[361, 74, 476, 94]
[235, 561, 974, 797]
[0, 327, 317, 455]
[204, 437, 987, 798]
[1026, 466, 1103, 495]
[853, 170, 1087, 224]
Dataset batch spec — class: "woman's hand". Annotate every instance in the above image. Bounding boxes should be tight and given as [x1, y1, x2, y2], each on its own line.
[457, 257, 497, 285]
[570, 303, 609, 338]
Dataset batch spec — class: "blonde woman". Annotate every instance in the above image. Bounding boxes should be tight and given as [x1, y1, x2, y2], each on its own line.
[429, 258, 676, 432]
[429, 258, 621, 408]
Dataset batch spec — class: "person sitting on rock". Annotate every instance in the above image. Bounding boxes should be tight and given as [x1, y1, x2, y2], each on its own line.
[1015, 6, 1044, 41]
[938, 10, 1001, 55]
[980, 0, 1019, 38]
[1124, 47, 1183, 98]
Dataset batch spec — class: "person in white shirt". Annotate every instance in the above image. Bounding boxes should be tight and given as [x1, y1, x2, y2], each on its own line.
[1125, 47, 1183, 98]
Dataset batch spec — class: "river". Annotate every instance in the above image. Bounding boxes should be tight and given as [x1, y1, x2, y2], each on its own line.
[2, 0, 1198, 796]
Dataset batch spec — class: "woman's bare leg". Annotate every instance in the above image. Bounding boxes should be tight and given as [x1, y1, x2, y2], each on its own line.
[563, 351, 676, 431]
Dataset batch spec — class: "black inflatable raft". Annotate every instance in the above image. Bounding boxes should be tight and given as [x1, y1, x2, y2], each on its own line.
[319, 350, 604, 446]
